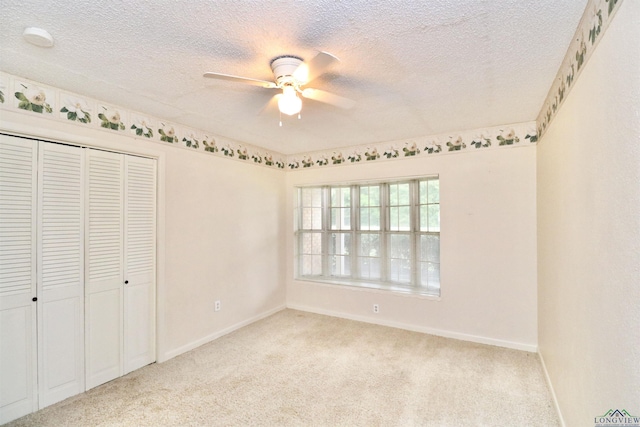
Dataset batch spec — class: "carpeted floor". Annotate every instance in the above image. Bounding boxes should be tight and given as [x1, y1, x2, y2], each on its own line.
[7, 309, 559, 426]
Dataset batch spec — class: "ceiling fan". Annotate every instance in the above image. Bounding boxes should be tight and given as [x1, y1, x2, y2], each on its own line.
[203, 52, 355, 122]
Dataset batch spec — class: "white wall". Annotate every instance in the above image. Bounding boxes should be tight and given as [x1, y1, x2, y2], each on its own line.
[285, 145, 538, 351]
[162, 148, 286, 359]
[537, 2, 640, 425]
[0, 109, 287, 362]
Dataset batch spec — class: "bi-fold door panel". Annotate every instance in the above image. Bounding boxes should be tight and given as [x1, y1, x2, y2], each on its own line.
[0, 136, 157, 422]
[37, 142, 85, 408]
[0, 135, 38, 424]
[85, 149, 124, 390]
[85, 151, 157, 388]
[123, 156, 156, 374]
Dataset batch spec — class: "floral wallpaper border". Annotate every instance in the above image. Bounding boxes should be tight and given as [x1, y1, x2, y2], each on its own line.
[0, 70, 536, 172]
[284, 122, 537, 170]
[0, 72, 288, 170]
[536, 0, 622, 138]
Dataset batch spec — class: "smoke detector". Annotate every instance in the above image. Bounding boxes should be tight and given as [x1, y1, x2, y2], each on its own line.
[23, 27, 54, 47]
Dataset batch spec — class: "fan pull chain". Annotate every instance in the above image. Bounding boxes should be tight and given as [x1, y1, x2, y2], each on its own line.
[279, 112, 301, 126]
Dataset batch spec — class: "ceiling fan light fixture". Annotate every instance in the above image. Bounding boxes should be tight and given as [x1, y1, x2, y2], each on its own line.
[278, 86, 302, 116]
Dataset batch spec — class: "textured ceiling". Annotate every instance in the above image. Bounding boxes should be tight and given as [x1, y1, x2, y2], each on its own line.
[0, 1, 587, 155]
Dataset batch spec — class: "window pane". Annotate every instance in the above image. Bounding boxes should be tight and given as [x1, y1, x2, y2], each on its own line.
[342, 188, 350, 206]
[370, 186, 380, 206]
[302, 233, 322, 255]
[360, 207, 370, 230]
[427, 180, 439, 203]
[331, 207, 338, 229]
[427, 262, 440, 291]
[419, 205, 427, 231]
[302, 207, 311, 229]
[301, 188, 312, 207]
[419, 234, 440, 262]
[302, 254, 312, 275]
[300, 233, 322, 276]
[331, 188, 340, 206]
[389, 234, 411, 283]
[311, 188, 322, 207]
[301, 188, 322, 231]
[370, 258, 381, 279]
[419, 181, 427, 204]
[311, 255, 322, 275]
[398, 183, 410, 205]
[419, 179, 440, 233]
[390, 183, 410, 232]
[389, 259, 411, 283]
[331, 187, 350, 207]
[390, 234, 410, 259]
[329, 233, 351, 255]
[329, 233, 351, 276]
[331, 207, 351, 230]
[399, 206, 410, 231]
[302, 255, 322, 276]
[427, 262, 440, 290]
[331, 208, 351, 230]
[331, 187, 351, 230]
[370, 207, 380, 230]
[311, 207, 322, 229]
[359, 257, 381, 280]
[358, 234, 380, 280]
[330, 256, 351, 276]
[389, 184, 398, 206]
[390, 207, 399, 231]
[342, 208, 350, 229]
[360, 233, 380, 256]
[428, 204, 440, 232]
[420, 262, 440, 291]
[301, 187, 322, 208]
[360, 187, 370, 207]
[301, 231, 323, 276]
[360, 186, 381, 231]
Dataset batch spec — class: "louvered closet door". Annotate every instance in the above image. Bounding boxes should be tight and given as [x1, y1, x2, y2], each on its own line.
[85, 150, 156, 388]
[123, 155, 156, 374]
[85, 149, 124, 389]
[37, 142, 84, 408]
[0, 135, 38, 424]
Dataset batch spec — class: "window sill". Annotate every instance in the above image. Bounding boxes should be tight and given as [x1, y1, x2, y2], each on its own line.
[294, 277, 441, 300]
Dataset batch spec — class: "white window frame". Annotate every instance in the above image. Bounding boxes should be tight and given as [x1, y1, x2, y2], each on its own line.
[295, 177, 440, 296]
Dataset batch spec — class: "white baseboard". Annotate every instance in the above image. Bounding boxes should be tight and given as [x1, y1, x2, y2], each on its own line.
[539, 350, 566, 427]
[159, 304, 286, 362]
[287, 303, 538, 353]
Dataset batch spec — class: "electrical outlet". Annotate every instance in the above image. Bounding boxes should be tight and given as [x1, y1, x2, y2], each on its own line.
[215, 300, 221, 312]
[373, 304, 379, 314]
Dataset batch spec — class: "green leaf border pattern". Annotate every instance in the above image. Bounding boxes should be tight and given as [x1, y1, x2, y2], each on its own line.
[98, 105, 126, 131]
[537, 0, 623, 138]
[14, 82, 53, 114]
[59, 94, 92, 124]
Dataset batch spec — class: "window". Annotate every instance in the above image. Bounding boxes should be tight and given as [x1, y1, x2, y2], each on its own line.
[296, 177, 440, 296]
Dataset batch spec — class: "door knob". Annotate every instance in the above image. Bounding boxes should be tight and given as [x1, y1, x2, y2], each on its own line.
[124, 280, 129, 284]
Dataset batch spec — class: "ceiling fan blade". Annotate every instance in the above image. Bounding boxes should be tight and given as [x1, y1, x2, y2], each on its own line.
[203, 72, 277, 88]
[296, 51, 339, 84]
[301, 88, 355, 110]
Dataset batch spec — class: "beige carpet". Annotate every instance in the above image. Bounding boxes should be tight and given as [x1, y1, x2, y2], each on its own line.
[7, 309, 559, 426]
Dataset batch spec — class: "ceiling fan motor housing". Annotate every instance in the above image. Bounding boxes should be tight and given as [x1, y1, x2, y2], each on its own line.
[270, 55, 303, 86]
